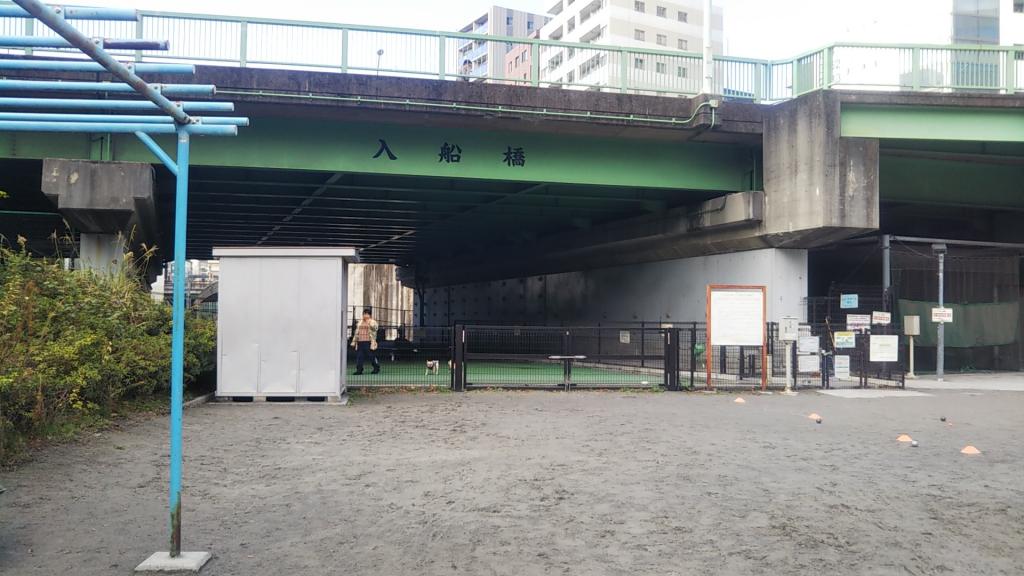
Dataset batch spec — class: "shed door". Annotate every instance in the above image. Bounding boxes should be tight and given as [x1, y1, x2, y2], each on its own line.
[296, 258, 342, 395]
[257, 258, 301, 395]
[218, 258, 260, 396]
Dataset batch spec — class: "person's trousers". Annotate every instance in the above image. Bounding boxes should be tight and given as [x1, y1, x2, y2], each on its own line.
[355, 341, 379, 373]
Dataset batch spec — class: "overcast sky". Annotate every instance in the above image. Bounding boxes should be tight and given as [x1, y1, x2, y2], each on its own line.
[61, 0, 951, 59]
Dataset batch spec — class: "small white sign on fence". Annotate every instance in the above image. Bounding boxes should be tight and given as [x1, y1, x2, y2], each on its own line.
[797, 336, 820, 355]
[869, 335, 899, 363]
[871, 311, 891, 325]
[834, 331, 856, 349]
[847, 314, 871, 329]
[834, 355, 851, 380]
[619, 330, 631, 344]
[798, 354, 820, 373]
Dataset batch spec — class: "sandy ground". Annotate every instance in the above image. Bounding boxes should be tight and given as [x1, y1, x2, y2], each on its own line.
[2, 389, 1023, 576]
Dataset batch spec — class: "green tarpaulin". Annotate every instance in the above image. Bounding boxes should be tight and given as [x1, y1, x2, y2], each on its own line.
[898, 299, 1020, 348]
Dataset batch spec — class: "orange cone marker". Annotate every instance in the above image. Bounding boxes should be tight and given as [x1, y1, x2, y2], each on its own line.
[734, 397, 746, 404]
[960, 445, 981, 455]
[897, 434, 913, 442]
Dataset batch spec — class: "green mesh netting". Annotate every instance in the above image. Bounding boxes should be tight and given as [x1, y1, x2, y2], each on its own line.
[897, 299, 1020, 348]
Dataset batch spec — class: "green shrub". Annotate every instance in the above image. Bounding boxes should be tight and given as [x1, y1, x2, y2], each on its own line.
[0, 243, 215, 463]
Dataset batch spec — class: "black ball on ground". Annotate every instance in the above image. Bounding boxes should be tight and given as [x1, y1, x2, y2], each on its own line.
[815, 417, 822, 424]
[940, 416, 947, 422]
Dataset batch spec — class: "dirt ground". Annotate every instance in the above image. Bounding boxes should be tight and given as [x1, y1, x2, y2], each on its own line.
[2, 389, 1023, 576]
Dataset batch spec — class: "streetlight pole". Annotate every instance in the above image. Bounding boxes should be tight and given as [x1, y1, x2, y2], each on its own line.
[933, 243, 946, 381]
[702, 0, 713, 94]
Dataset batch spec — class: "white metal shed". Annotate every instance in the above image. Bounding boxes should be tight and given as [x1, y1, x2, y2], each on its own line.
[213, 247, 357, 400]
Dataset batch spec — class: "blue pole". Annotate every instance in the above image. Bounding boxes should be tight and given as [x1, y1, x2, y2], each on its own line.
[0, 121, 237, 135]
[168, 128, 190, 558]
[12, 0, 193, 124]
[0, 5, 139, 20]
[0, 36, 168, 50]
[0, 112, 248, 125]
[0, 60, 195, 74]
[0, 97, 234, 112]
[135, 131, 178, 176]
[0, 80, 215, 97]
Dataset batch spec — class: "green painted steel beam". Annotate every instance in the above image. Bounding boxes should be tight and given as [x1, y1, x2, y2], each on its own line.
[841, 104, 1024, 143]
[0, 117, 756, 191]
[880, 155, 1024, 209]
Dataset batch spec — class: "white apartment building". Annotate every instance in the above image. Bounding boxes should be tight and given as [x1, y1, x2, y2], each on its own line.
[457, 6, 549, 80]
[538, 0, 723, 94]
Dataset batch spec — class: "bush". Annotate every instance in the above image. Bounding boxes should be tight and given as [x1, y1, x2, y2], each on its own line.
[0, 242, 215, 463]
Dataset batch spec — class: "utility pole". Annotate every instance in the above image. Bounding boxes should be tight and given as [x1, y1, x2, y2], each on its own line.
[702, 0, 713, 94]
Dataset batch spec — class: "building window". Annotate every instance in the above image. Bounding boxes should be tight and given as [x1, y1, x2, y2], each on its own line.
[506, 15, 513, 26]
[568, 16, 575, 32]
[566, 70, 575, 83]
[656, 34, 667, 46]
[677, 66, 687, 78]
[634, 29, 645, 41]
[528, 20, 535, 30]
[678, 10, 688, 22]
[634, 1, 645, 13]
[678, 38, 688, 50]
[634, 57, 645, 69]
[1015, 0, 1023, 12]
[657, 6, 667, 17]
[656, 62, 666, 74]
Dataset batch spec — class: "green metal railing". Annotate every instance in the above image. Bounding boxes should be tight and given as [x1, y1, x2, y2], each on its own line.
[1, 5, 1022, 101]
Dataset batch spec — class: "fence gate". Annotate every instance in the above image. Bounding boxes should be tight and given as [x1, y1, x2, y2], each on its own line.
[455, 325, 669, 390]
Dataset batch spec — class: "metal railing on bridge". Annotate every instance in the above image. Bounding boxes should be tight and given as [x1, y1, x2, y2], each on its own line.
[2, 4, 1022, 101]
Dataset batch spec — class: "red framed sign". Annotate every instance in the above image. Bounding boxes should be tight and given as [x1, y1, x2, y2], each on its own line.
[705, 284, 768, 390]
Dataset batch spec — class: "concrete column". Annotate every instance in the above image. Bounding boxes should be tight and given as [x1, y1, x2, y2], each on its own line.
[40, 159, 158, 279]
[78, 233, 124, 274]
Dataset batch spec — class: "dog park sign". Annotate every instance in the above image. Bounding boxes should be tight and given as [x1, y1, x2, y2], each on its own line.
[706, 285, 767, 390]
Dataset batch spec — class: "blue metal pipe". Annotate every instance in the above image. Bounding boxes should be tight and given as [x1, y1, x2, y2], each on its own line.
[0, 80, 215, 97]
[0, 36, 169, 50]
[0, 112, 248, 125]
[168, 128, 190, 557]
[12, 0, 192, 124]
[0, 97, 234, 112]
[134, 131, 178, 176]
[0, 60, 195, 74]
[0, 120, 237, 135]
[0, 5, 138, 20]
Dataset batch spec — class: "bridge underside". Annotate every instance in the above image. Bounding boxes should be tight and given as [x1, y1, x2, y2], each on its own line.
[0, 158, 744, 265]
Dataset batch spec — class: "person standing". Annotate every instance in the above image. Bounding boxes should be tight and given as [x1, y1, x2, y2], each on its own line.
[352, 308, 380, 375]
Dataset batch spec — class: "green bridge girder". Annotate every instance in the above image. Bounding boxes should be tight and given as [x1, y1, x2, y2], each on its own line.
[0, 117, 759, 192]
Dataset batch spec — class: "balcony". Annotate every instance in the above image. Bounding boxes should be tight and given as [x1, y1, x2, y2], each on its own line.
[579, 0, 604, 25]
[579, 24, 605, 44]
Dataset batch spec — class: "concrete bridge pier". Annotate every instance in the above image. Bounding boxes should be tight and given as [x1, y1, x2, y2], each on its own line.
[40, 159, 159, 280]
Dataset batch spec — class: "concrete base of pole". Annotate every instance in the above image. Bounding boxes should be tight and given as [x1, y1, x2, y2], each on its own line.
[135, 551, 211, 572]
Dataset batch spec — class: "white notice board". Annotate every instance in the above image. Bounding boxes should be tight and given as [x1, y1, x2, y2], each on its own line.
[708, 286, 765, 346]
[797, 354, 820, 373]
[869, 335, 899, 362]
[834, 355, 851, 380]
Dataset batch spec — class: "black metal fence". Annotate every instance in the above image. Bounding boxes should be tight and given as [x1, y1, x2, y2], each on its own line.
[348, 321, 905, 391]
[346, 326, 453, 389]
[790, 323, 905, 389]
[456, 325, 668, 390]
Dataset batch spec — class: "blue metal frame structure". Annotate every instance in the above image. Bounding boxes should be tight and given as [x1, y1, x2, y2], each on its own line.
[1, 0, 248, 559]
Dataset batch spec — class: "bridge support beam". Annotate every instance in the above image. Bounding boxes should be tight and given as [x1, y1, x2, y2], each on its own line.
[761, 90, 879, 246]
[40, 158, 159, 279]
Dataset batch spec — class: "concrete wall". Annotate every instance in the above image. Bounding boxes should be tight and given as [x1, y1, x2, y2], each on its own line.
[762, 90, 879, 246]
[418, 247, 807, 326]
